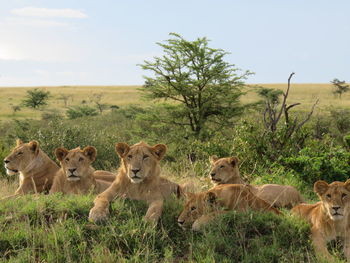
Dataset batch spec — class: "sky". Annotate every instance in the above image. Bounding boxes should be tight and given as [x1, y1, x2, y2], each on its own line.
[0, 0, 349, 86]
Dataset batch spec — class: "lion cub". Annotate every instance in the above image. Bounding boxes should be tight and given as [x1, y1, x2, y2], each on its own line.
[292, 180, 350, 262]
[178, 184, 281, 231]
[89, 141, 181, 223]
[50, 146, 114, 195]
[209, 155, 303, 208]
[3, 139, 59, 199]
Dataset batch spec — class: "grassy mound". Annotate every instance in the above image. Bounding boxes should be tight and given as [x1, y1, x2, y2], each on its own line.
[0, 194, 316, 262]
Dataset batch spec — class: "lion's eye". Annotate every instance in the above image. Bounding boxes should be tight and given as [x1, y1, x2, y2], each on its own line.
[191, 206, 196, 211]
[79, 157, 84, 162]
[326, 194, 331, 198]
[65, 158, 70, 162]
[220, 165, 225, 169]
[17, 152, 23, 155]
[342, 193, 347, 199]
[143, 155, 149, 160]
[127, 155, 132, 159]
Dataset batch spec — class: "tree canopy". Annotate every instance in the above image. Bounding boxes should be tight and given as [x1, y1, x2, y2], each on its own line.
[139, 33, 252, 138]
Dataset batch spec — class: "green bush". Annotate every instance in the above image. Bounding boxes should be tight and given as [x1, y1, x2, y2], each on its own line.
[282, 146, 350, 185]
[66, 106, 98, 119]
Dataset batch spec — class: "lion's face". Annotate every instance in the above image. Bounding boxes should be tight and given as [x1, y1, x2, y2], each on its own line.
[177, 192, 216, 227]
[209, 156, 240, 184]
[115, 141, 166, 184]
[55, 146, 97, 181]
[4, 139, 40, 175]
[314, 180, 350, 221]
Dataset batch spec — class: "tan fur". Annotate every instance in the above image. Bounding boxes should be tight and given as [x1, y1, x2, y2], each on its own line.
[209, 156, 303, 208]
[2, 140, 59, 199]
[178, 184, 281, 231]
[88, 141, 181, 223]
[50, 146, 113, 195]
[292, 180, 350, 262]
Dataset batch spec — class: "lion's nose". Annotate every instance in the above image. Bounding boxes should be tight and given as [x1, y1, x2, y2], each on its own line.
[333, 206, 341, 211]
[132, 168, 140, 175]
[210, 173, 216, 178]
[68, 168, 77, 174]
[4, 159, 10, 164]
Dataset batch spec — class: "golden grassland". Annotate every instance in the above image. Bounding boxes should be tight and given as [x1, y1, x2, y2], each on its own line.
[0, 83, 349, 120]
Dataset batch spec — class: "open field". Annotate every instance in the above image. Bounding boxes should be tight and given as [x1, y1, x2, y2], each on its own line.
[0, 83, 349, 120]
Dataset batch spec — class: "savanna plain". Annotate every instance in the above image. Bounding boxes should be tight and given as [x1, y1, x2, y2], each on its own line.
[0, 83, 350, 262]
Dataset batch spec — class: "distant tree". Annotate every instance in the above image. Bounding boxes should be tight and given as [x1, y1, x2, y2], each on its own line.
[139, 33, 252, 138]
[331, 78, 349, 99]
[22, 89, 50, 109]
[10, 105, 21, 115]
[58, 93, 71, 107]
[90, 93, 108, 114]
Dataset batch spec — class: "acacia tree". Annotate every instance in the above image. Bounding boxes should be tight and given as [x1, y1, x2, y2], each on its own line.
[331, 78, 349, 99]
[139, 33, 252, 138]
[22, 89, 50, 109]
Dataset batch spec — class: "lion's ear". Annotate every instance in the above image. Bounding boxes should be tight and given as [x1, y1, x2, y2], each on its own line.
[152, 144, 167, 160]
[210, 155, 219, 164]
[115, 142, 130, 158]
[229, 156, 239, 167]
[314, 180, 329, 195]
[16, 139, 23, 146]
[28, 140, 39, 155]
[205, 191, 217, 206]
[344, 179, 350, 192]
[83, 146, 97, 162]
[55, 147, 69, 162]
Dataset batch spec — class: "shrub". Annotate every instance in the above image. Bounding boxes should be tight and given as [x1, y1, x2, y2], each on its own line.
[282, 145, 350, 185]
[66, 106, 98, 119]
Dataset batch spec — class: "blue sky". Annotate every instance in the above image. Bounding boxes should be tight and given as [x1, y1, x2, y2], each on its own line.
[0, 0, 349, 86]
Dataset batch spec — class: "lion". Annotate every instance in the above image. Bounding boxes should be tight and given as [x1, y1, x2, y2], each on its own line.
[50, 146, 115, 195]
[2, 139, 59, 199]
[88, 141, 182, 223]
[177, 184, 281, 231]
[209, 155, 303, 208]
[292, 180, 350, 262]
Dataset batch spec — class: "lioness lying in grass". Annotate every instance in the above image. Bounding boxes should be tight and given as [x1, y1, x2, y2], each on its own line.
[89, 141, 182, 223]
[292, 180, 350, 262]
[50, 146, 115, 195]
[178, 184, 281, 231]
[209, 155, 303, 208]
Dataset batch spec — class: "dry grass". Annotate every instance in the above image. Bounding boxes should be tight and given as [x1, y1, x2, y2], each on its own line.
[0, 179, 17, 198]
[0, 83, 349, 120]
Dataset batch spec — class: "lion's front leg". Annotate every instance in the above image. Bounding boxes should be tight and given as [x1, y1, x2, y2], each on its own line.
[191, 212, 223, 231]
[89, 182, 120, 223]
[144, 199, 163, 223]
[344, 236, 350, 261]
[311, 230, 334, 262]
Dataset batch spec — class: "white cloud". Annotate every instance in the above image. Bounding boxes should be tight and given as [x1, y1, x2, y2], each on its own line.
[11, 7, 87, 19]
[4, 17, 68, 27]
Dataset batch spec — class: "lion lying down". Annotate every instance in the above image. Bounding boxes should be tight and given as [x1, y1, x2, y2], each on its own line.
[2, 139, 59, 199]
[209, 155, 303, 208]
[178, 184, 281, 231]
[89, 141, 182, 223]
[50, 146, 115, 195]
[292, 180, 350, 262]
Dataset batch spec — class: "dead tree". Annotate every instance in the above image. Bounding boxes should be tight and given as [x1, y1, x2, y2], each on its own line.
[260, 72, 319, 157]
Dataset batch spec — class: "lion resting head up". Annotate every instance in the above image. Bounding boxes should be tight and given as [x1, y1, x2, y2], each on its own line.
[4, 139, 40, 175]
[292, 179, 350, 261]
[55, 146, 97, 182]
[209, 155, 244, 185]
[115, 141, 166, 184]
[314, 180, 350, 221]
